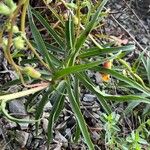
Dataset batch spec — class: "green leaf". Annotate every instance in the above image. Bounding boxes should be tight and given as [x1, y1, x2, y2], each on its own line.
[147, 53, 150, 85]
[79, 45, 135, 58]
[26, 90, 42, 110]
[47, 81, 66, 143]
[53, 56, 110, 80]
[32, 41, 64, 53]
[0, 86, 48, 123]
[73, 76, 81, 142]
[1, 99, 37, 123]
[65, 15, 75, 51]
[77, 72, 112, 114]
[66, 80, 94, 149]
[123, 102, 140, 117]
[35, 87, 52, 135]
[53, 52, 120, 80]
[98, 68, 150, 96]
[28, 6, 55, 70]
[31, 8, 65, 50]
[75, 0, 108, 51]
[104, 95, 150, 103]
[53, 95, 65, 122]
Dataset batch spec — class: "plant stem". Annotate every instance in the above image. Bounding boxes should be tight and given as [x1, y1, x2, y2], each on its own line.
[0, 83, 48, 101]
[21, 0, 29, 33]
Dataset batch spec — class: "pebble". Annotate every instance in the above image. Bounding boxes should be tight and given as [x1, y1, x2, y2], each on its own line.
[42, 118, 48, 133]
[55, 131, 68, 147]
[95, 72, 102, 84]
[92, 131, 100, 141]
[141, 37, 149, 44]
[15, 130, 29, 148]
[8, 100, 27, 118]
[43, 102, 52, 111]
[18, 116, 30, 130]
[83, 94, 96, 102]
[0, 128, 2, 135]
[65, 128, 72, 138]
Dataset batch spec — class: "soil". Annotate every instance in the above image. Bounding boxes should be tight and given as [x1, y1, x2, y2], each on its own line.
[0, 0, 150, 150]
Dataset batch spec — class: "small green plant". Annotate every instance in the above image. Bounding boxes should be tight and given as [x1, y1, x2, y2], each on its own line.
[101, 112, 120, 148]
[126, 130, 148, 150]
[0, 0, 150, 149]
[100, 112, 150, 150]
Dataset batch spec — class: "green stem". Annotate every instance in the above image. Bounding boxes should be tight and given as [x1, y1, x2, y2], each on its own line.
[118, 58, 150, 91]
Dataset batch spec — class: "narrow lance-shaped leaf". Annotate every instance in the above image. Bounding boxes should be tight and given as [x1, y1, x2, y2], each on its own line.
[28, 6, 55, 70]
[73, 76, 81, 142]
[76, 72, 112, 114]
[104, 95, 150, 104]
[53, 53, 119, 80]
[79, 45, 135, 58]
[65, 15, 75, 51]
[147, 53, 150, 85]
[35, 87, 52, 135]
[98, 68, 150, 96]
[53, 60, 103, 80]
[31, 8, 65, 50]
[66, 81, 94, 149]
[122, 102, 140, 117]
[75, 0, 108, 51]
[47, 81, 66, 143]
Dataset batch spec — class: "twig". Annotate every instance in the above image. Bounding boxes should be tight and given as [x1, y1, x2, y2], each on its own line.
[123, 0, 149, 35]
[111, 15, 150, 58]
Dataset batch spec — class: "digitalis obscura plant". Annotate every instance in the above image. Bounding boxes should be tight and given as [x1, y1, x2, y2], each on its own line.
[0, 0, 150, 149]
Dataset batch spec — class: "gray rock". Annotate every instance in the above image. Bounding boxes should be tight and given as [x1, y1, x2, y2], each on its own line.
[92, 131, 100, 141]
[6, 121, 17, 129]
[0, 128, 2, 135]
[39, 145, 47, 150]
[95, 72, 102, 84]
[83, 94, 96, 102]
[141, 37, 149, 44]
[42, 118, 48, 133]
[55, 131, 68, 147]
[43, 102, 52, 111]
[26, 133, 33, 148]
[8, 100, 27, 118]
[18, 116, 30, 130]
[15, 130, 29, 148]
[65, 128, 71, 138]
[42, 112, 50, 118]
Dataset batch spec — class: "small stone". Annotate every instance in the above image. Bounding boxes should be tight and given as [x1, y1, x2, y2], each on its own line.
[42, 118, 48, 133]
[83, 94, 96, 102]
[7, 121, 17, 129]
[8, 100, 27, 118]
[42, 112, 50, 118]
[65, 128, 71, 138]
[39, 145, 47, 150]
[18, 116, 29, 130]
[26, 133, 33, 149]
[93, 112, 100, 119]
[141, 37, 148, 44]
[55, 131, 68, 147]
[0, 128, 2, 135]
[92, 131, 100, 141]
[15, 130, 29, 148]
[95, 72, 102, 84]
[87, 70, 94, 78]
[44, 102, 52, 111]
